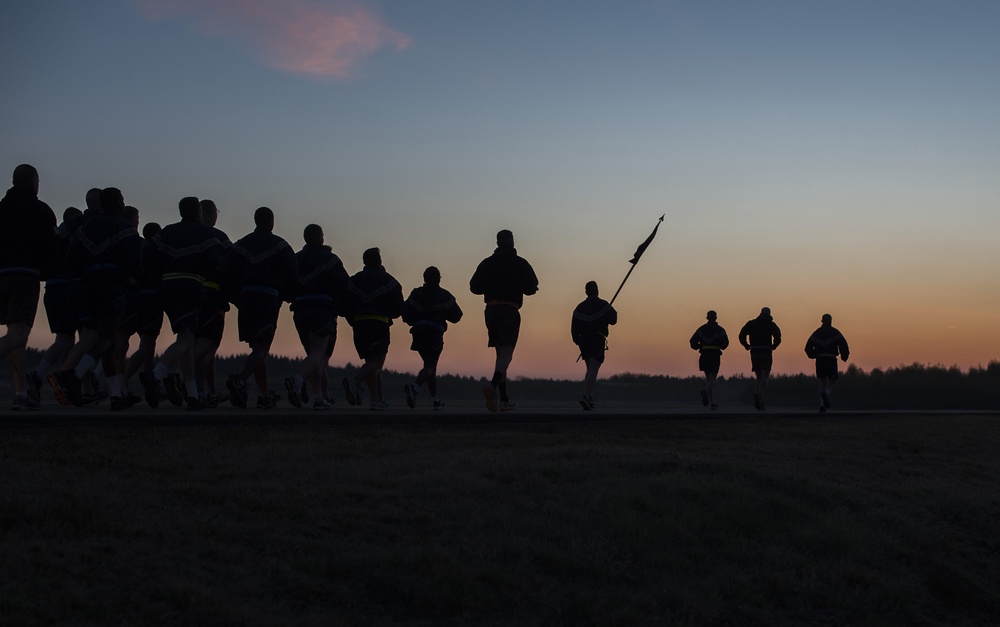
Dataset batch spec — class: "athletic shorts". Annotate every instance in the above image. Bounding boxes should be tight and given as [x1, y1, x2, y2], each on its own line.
[410, 328, 444, 355]
[352, 318, 390, 360]
[293, 305, 336, 348]
[815, 356, 840, 380]
[161, 280, 204, 334]
[81, 277, 126, 326]
[578, 335, 607, 364]
[484, 304, 520, 348]
[749, 349, 773, 374]
[0, 274, 41, 326]
[43, 280, 81, 335]
[119, 289, 141, 337]
[237, 291, 281, 344]
[699, 351, 721, 374]
[136, 291, 164, 337]
[196, 292, 228, 345]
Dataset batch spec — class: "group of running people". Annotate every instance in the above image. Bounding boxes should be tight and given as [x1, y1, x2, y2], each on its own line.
[1, 163, 848, 414]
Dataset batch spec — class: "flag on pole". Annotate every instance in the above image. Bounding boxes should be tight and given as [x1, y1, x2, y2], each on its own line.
[628, 214, 665, 265]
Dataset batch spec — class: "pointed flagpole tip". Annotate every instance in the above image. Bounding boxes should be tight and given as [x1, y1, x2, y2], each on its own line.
[658, 214, 665, 221]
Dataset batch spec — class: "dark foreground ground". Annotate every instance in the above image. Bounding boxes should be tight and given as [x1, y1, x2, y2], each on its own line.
[2, 408, 999, 626]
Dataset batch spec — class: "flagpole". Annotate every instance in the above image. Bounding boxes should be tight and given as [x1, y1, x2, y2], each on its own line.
[576, 214, 664, 361]
[610, 213, 664, 306]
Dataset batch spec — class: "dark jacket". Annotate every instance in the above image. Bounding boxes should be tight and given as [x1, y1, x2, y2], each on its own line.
[805, 325, 850, 361]
[293, 244, 350, 314]
[0, 186, 57, 277]
[68, 211, 141, 284]
[152, 217, 226, 284]
[46, 218, 80, 282]
[690, 322, 730, 354]
[403, 285, 463, 335]
[344, 265, 404, 324]
[469, 246, 538, 307]
[739, 314, 781, 352]
[571, 297, 617, 345]
[223, 228, 297, 302]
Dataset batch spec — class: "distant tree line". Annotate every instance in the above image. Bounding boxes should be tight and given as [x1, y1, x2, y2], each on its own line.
[4, 350, 998, 410]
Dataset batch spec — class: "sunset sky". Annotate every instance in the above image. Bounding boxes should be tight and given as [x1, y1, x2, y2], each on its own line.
[3, 0, 998, 381]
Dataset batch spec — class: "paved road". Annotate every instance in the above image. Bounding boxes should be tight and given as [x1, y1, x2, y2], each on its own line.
[2, 400, 995, 429]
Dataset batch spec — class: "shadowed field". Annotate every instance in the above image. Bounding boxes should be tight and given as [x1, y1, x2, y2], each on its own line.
[2, 410, 999, 625]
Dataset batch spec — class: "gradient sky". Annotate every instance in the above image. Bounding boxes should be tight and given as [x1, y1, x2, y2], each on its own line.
[3, 0, 998, 381]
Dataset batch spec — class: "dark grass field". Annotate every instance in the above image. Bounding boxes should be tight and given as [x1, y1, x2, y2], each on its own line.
[2, 407, 999, 626]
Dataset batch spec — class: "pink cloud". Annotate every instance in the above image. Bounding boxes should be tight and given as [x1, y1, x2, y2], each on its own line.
[133, 0, 411, 79]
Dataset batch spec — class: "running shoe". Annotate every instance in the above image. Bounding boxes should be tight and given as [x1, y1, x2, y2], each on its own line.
[342, 378, 358, 406]
[499, 400, 517, 412]
[432, 400, 446, 410]
[313, 398, 333, 411]
[60, 370, 84, 407]
[12, 395, 40, 411]
[404, 384, 417, 409]
[110, 394, 136, 411]
[284, 377, 302, 408]
[164, 373, 186, 407]
[139, 371, 160, 408]
[226, 374, 248, 409]
[186, 396, 209, 411]
[26, 372, 42, 404]
[579, 395, 595, 411]
[47, 371, 70, 406]
[483, 386, 498, 413]
[256, 391, 280, 410]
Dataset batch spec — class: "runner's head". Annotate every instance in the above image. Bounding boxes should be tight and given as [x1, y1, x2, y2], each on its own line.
[585, 281, 598, 297]
[85, 188, 102, 212]
[363, 247, 381, 267]
[124, 205, 139, 228]
[423, 266, 441, 286]
[143, 222, 161, 240]
[303, 223, 323, 246]
[179, 196, 201, 220]
[98, 187, 125, 214]
[254, 206, 274, 231]
[62, 207, 82, 223]
[11, 164, 38, 192]
[822, 313, 832, 325]
[496, 229, 514, 248]
[707, 310, 717, 322]
[200, 199, 218, 226]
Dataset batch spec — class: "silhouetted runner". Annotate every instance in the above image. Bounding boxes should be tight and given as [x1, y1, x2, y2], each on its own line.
[0, 164, 56, 411]
[285, 224, 349, 410]
[141, 197, 225, 411]
[50, 187, 140, 410]
[571, 281, 617, 410]
[341, 247, 404, 411]
[222, 207, 297, 410]
[193, 199, 232, 407]
[402, 266, 463, 410]
[123, 221, 163, 399]
[29, 205, 82, 410]
[470, 229, 539, 413]
[689, 310, 729, 410]
[738, 307, 781, 411]
[804, 313, 850, 413]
